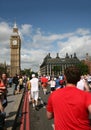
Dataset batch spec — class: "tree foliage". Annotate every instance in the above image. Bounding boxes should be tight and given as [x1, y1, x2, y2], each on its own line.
[0, 66, 7, 75]
[76, 62, 89, 75]
[20, 69, 38, 77]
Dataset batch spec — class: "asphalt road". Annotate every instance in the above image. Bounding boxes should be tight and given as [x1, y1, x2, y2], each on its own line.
[30, 85, 54, 130]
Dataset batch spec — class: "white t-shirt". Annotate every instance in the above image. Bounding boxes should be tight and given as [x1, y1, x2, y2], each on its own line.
[49, 80, 56, 88]
[77, 79, 85, 90]
[30, 77, 39, 91]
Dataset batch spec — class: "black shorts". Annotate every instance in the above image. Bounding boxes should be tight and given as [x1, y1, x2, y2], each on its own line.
[51, 87, 55, 91]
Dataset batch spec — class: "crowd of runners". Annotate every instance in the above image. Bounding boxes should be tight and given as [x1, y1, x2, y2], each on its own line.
[26, 71, 91, 110]
[0, 67, 91, 129]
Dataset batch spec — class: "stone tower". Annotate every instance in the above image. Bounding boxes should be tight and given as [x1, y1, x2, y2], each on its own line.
[10, 22, 21, 76]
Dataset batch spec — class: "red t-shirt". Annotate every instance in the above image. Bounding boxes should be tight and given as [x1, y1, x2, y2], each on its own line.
[47, 86, 91, 130]
[41, 77, 48, 83]
[0, 81, 5, 93]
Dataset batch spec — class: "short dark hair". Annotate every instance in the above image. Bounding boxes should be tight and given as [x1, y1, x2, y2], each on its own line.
[64, 66, 81, 85]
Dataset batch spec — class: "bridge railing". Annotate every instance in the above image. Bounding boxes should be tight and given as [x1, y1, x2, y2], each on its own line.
[20, 85, 30, 130]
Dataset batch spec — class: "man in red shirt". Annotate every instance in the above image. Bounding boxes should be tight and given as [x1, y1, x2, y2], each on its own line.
[46, 66, 91, 130]
[41, 75, 48, 95]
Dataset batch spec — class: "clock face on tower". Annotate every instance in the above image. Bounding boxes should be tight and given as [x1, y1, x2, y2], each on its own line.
[13, 40, 17, 45]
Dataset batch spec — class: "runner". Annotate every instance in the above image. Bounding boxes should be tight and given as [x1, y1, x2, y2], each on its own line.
[30, 74, 39, 108]
[41, 75, 48, 95]
[46, 66, 91, 130]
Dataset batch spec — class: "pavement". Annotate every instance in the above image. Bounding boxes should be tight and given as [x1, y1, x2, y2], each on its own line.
[30, 86, 54, 130]
[4, 86, 23, 130]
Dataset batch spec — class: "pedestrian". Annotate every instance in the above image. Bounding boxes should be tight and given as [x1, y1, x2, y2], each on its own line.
[1, 73, 8, 109]
[0, 84, 6, 130]
[12, 74, 19, 95]
[8, 76, 13, 87]
[41, 75, 48, 95]
[0, 73, 7, 129]
[46, 66, 91, 130]
[59, 74, 65, 88]
[18, 75, 23, 93]
[0, 76, 6, 112]
[77, 75, 90, 91]
[27, 77, 31, 102]
[30, 74, 39, 108]
[55, 76, 61, 89]
[48, 77, 55, 93]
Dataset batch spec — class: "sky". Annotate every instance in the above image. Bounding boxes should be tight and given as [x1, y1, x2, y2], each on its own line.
[0, 0, 91, 72]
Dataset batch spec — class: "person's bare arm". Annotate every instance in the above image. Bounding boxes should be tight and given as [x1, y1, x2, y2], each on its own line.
[47, 111, 54, 120]
[88, 105, 91, 114]
[84, 80, 90, 91]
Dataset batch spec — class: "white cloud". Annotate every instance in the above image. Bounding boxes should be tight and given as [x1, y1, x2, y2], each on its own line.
[0, 22, 12, 43]
[20, 24, 32, 36]
[58, 29, 91, 59]
[76, 28, 90, 35]
[0, 21, 91, 72]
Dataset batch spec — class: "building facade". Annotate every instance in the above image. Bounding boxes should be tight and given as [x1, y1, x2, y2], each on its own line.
[40, 53, 80, 76]
[10, 23, 21, 76]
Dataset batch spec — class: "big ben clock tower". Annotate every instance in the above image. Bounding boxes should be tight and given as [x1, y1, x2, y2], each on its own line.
[10, 23, 21, 76]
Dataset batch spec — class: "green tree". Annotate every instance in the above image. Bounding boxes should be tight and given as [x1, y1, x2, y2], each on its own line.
[21, 69, 38, 77]
[0, 66, 7, 75]
[76, 62, 89, 75]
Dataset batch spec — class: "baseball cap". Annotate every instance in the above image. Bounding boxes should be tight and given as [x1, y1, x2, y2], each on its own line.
[32, 74, 35, 77]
